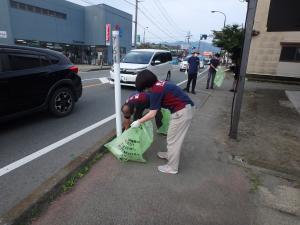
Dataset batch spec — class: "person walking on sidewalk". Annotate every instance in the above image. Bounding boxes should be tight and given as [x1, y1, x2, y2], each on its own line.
[206, 53, 220, 89]
[131, 70, 194, 175]
[121, 92, 163, 130]
[184, 51, 200, 94]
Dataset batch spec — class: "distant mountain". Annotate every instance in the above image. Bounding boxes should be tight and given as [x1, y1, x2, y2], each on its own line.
[162, 41, 220, 53]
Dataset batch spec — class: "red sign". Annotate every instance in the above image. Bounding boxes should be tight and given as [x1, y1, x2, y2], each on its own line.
[106, 24, 111, 46]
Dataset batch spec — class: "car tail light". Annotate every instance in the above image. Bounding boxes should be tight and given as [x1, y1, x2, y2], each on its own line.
[69, 65, 79, 74]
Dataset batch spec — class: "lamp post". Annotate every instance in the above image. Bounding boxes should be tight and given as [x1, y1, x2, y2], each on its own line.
[211, 10, 227, 28]
[143, 27, 148, 43]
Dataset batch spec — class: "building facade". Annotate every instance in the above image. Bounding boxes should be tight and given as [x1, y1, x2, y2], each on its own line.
[247, 0, 300, 79]
[0, 0, 132, 65]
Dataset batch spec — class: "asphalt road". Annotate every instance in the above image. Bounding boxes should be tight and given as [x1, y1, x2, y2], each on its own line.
[0, 66, 208, 216]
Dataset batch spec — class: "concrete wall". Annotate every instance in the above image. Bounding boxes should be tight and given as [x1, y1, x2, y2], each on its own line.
[247, 0, 300, 78]
[0, 0, 14, 44]
[8, 0, 85, 44]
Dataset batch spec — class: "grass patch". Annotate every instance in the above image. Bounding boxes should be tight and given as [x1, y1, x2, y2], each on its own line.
[247, 170, 262, 193]
[61, 152, 104, 192]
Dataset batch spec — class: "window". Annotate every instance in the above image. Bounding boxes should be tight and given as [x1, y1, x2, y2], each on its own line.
[161, 53, 172, 63]
[152, 53, 162, 64]
[267, 0, 300, 32]
[279, 44, 300, 62]
[40, 56, 51, 67]
[49, 56, 60, 64]
[19, 3, 26, 10]
[35, 7, 42, 14]
[122, 51, 153, 64]
[10, 0, 67, 20]
[0, 55, 3, 73]
[0, 54, 11, 72]
[8, 54, 41, 71]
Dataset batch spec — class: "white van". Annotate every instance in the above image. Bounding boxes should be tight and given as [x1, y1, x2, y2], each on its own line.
[110, 49, 172, 87]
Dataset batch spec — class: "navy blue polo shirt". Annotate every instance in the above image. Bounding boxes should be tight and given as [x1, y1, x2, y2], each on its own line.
[188, 56, 200, 74]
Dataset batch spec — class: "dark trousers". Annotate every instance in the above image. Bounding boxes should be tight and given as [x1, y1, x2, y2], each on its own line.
[207, 70, 216, 89]
[186, 73, 197, 91]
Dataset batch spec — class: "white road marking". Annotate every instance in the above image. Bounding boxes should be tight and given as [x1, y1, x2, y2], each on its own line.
[0, 70, 208, 177]
[99, 77, 110, 84]
[82, 78, 102, 82]
[0, 115, 116, 177]
[176, 68, 208, 86]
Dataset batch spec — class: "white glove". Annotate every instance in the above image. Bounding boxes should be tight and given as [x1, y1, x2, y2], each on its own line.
[215, 68, 219, 72]
[130, 120, 141, 128]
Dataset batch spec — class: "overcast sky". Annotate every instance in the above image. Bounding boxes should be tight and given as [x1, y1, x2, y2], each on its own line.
[67, 0, 247, 43]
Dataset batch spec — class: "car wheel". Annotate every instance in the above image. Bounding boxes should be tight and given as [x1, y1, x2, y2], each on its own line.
[49, 87, 75, 117]
[166, 71, 171, 81]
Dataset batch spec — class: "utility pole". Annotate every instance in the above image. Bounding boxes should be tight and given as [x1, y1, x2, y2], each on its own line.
[134, 0, 139, 48]
[186, 31, 192, 44]
[143, 27, 148, 43]
[229, 0, 258, 139]
[186, 31, 192, 53]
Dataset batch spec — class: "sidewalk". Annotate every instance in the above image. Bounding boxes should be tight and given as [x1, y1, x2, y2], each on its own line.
[76, 64, 111, 72]
[31, 75, 300, 225]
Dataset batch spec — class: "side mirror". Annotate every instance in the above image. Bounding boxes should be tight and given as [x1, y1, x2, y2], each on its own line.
[151, 60, 160, 66]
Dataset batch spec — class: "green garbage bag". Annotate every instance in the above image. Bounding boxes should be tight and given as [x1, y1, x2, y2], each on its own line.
[157, 108, 171, 135]
[104, 121, 153, 162]
[214, 69, 225, 87]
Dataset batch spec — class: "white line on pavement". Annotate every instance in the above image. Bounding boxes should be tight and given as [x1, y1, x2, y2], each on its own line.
[176, 69, 208, 86]
[0, 114, 116, 177]
[82, 78, 102, 82]
[99, 77, 110, 84]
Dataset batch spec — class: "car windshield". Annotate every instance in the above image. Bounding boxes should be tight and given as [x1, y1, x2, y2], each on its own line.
[122, 51, 153, 64]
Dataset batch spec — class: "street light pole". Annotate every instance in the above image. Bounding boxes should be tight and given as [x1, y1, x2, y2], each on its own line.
[211, 10, 227, 28]
[143, 27, 148, 43]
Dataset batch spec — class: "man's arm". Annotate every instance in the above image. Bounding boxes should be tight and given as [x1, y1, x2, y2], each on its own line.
[123, 118, 131, 130]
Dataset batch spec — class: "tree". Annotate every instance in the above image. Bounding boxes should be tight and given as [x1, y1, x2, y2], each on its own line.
[212, 24, 244, 64]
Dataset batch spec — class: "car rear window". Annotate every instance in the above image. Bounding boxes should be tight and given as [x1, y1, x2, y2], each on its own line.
[40, 55, 51, 66]
[8, 54, 40, 71]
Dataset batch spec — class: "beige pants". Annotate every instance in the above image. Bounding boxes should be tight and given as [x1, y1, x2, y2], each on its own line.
[167, 104, 194, 171]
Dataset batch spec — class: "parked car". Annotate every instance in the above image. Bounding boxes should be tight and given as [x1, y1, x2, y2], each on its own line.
[110, 49, 172, 86]
[179, 55, 204, 72]
[0, 45, 82, 121]
[204, 57, 211, 65]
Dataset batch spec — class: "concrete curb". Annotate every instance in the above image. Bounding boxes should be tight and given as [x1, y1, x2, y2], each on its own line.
[0, 130, 115, 225]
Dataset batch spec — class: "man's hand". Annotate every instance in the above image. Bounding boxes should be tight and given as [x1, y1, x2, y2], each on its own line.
[130, 120, 141, 128]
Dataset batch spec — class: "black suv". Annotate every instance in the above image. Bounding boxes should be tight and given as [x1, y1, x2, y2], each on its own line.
[0, 45, 82, 121]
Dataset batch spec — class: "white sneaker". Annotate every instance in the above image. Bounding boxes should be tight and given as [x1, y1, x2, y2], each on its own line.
[158, 165, 178, 174]
[157, 152, 168, 160]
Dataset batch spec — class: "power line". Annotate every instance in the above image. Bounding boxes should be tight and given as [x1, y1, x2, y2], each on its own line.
[155, 0, 187, 34]
[77, 0, 169, 43]
[139, 4, 182, 38]
[119, 0, 179, 41]
[151, 0, 185, 36]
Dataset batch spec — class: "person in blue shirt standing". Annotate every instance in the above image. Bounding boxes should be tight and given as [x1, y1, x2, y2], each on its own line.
[184, 51, 200, 94]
